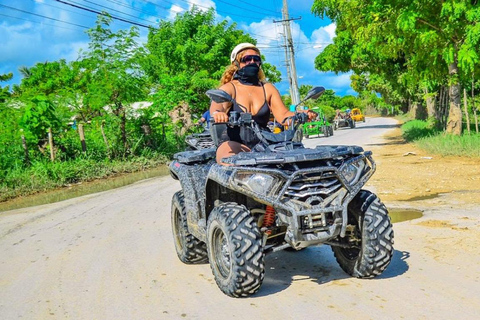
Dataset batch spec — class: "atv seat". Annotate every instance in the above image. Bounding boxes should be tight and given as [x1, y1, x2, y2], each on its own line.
[174, 148, 216, 164]
[260, 129, 295, 144]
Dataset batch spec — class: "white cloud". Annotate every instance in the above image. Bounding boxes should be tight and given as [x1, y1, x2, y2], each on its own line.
[238, 19, 352, 96]
[189, 0, 216, 10]
[168, 5, 185, 20]
[167, 0, 216, 21]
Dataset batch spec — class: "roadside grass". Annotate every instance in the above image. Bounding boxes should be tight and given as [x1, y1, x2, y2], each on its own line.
[0, 155, 168, 202]
[401, 120, 480, 157]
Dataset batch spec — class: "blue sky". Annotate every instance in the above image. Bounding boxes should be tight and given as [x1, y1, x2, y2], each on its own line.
[0, 0, 354, 96]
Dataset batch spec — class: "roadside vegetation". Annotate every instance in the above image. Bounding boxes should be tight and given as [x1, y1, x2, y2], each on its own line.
[401, 120, 480, 158]
[1, 3, 479, 202]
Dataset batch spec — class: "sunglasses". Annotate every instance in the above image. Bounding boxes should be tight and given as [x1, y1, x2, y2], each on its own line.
[240, 55, 262, 64]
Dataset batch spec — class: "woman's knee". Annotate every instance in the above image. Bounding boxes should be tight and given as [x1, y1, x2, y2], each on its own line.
[216, 141, 250, 164]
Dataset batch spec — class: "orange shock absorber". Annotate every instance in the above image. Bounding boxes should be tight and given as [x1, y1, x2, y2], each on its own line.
[262, 205, 276, 234]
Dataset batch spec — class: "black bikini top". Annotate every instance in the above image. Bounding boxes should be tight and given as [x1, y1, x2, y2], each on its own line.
[230, 82, 270, 128]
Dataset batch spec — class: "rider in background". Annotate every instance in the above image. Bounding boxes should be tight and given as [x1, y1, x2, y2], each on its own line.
[197, 110, 211, 129]
[210, 43, 316, 164]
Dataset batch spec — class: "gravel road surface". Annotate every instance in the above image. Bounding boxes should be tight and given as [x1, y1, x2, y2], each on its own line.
[1, 117, 479, 319]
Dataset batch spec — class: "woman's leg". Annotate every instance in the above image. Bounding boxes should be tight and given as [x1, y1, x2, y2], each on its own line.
[216, 141, 250, 165]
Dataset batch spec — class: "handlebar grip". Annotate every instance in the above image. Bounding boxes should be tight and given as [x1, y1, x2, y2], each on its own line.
[295, 112, 309, 124]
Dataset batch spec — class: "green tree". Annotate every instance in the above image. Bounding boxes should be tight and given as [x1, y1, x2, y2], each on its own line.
[312, 0, 480, 134]
[144, 7, 281, 139]
[0, 73, 12, 102]
[79, 14, 148, 156]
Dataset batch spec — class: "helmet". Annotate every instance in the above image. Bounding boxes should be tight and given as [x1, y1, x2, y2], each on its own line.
[230, 42, 259, 63]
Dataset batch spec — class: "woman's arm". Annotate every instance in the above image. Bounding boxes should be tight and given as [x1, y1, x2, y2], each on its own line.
[209, 83, 234, 123]
[267, 83, 317, 124]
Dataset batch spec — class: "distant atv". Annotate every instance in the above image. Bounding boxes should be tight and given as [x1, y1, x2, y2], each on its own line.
[334, 110, 355, 130]
[184, 126, 215, 150]
[169, 87, 394, 298]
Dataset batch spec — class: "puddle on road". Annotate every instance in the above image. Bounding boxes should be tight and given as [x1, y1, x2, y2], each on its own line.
[389, 208, 423, 223]
[0, 166, 170, 213]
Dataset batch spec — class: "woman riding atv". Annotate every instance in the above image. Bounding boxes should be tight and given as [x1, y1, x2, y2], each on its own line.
[209, 43, 317, 165]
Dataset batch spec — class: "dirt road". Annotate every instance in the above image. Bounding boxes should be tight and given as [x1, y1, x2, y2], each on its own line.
[1, 117, 479, 319]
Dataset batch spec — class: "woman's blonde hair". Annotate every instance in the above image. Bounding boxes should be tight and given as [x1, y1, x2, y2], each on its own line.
[219, 49, 266, 86]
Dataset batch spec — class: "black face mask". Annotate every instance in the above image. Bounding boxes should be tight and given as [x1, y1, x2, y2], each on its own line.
[234, 63, 260, 85]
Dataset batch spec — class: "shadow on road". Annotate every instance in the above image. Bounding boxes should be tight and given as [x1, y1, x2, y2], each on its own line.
[353, 123, 401, 130]
[255, 247, 410, 297]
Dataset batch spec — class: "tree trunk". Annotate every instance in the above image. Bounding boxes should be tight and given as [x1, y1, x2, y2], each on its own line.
[424, 88, 436, 119]
[445, 60, 462, 135]
[463, 89, 470, 133]
[473, 75, 479, 133]
[410, 101, 427, 120]
[48, 128, 55, 162]
[120, 105, 127, 153]
[78, 123, 87, 153]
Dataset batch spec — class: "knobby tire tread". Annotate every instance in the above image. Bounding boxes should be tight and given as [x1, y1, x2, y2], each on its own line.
[207, 203, 265, 298]
[171, 191, 208, 264]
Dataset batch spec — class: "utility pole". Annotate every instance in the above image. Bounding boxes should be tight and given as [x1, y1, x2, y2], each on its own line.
[275, 0, 301, 106]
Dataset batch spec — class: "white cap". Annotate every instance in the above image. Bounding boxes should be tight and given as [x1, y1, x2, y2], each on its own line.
[230, 43, 259, 63]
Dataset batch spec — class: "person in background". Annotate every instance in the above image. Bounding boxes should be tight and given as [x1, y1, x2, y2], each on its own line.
[210, 42, 317, 164]
[197, 110, 211, 129]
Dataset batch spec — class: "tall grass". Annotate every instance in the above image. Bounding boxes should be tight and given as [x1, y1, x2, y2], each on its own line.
[401, 120, 480, 157]
[0, 155, 168, 202]
[415, 133, 480, 157]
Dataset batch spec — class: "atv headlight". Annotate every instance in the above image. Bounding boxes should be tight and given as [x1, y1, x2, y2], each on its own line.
[233, 173, 280, 196]
[341, 160, 365, 185]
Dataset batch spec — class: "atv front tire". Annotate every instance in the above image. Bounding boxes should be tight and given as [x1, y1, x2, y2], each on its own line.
[207, 203, 265, 297]
[171, 191, 208, 264]
[331, 190, 394, 278]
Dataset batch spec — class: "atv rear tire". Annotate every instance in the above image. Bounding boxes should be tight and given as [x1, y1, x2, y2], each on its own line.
[331, 190, 394, 278]
[171, 191, 208, 264]
[328, 125, 334, 136]
[207, 203, 265, 297]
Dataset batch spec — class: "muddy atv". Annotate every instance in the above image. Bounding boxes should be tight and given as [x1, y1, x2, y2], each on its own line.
[169, 86, 394, 298]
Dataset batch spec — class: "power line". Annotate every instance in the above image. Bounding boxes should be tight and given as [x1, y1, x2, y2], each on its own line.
[214, 0, 274, 17]
[104, 0, 166, 18]
[81, 0, 158, 25]
[0, 3, 90, 28]
[0, 13, 85, 32]
[53, 0, 151, 28]
[236, 0, 279, 14]
[156, 0, 275, 21]
[36, 0, 94, 20]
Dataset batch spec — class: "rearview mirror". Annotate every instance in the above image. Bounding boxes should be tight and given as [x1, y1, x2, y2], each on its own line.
[206, 89, 233, 104]
[304, 86, 325, 101]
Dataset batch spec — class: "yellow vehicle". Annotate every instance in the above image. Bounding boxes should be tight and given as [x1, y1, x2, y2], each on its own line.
[351, 108, 365, 122]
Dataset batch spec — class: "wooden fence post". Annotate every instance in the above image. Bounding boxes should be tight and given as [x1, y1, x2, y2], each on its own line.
[48, 127, 55, 162]
[464, 89, 470, 133]
[100, 121, 110, 157]
[473, 75, 479, 133]
[78, 123, 87, 153]
[20, 130, 30, 166]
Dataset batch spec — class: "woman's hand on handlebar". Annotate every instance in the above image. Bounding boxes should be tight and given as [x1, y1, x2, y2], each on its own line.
[212, 111, 229, 123]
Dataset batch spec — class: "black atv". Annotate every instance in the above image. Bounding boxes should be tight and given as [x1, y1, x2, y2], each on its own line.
[185, 129, 214, 150]
[169, 87, 394, 298]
